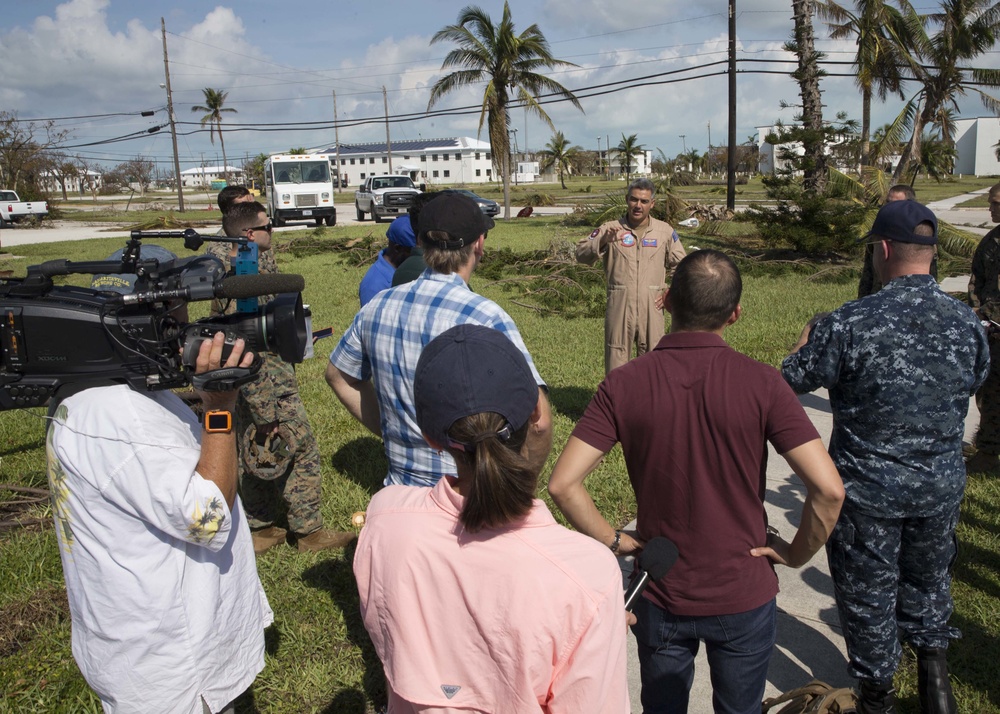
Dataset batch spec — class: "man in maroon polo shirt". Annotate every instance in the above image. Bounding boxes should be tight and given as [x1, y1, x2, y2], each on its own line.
[549, 249, 844, 714]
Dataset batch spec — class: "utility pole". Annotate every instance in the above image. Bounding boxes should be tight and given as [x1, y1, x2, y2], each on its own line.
[606, 134, 610, 180]
[597, 137, 602, 177]
[679, 135, 687, 154]
[726, 0, 737, 210]
[332, 91, 342, 192]
[510, 129, 518, 186]
[383, 86, 392, 173]
[161, 17, 184, 212]
[707, 121, 712, 176]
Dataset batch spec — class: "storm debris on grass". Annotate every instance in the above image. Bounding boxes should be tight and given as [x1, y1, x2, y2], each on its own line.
[0, 585, 69, 658]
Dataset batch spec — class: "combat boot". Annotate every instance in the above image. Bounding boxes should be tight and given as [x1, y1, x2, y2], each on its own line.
[857, 678, 896, 714]
[965, 449, 1000, 475]
[251, 526, 288, 555]
[295, 528, 357, 552]
[917, 647, 957, 714]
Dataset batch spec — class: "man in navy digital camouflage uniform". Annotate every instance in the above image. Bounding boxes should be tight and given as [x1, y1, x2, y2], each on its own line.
[782, 201, 989, 714]
[966, 180, 1000, 474]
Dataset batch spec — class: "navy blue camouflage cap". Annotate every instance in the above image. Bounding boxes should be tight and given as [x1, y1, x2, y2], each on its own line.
[90, 244, 178, 294]
[866, 200, 938, 245]
[414, 324, 537, 452]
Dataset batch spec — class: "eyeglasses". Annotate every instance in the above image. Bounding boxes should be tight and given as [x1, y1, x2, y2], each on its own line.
[248, 223, 273, 233]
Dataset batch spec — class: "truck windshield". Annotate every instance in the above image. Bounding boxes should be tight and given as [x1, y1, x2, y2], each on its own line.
[372, 177, 414, 190]
[272, 161, 330, 184]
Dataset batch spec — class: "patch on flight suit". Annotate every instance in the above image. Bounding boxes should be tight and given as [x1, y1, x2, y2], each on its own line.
[621, 233, 636, 247]
[672, 231, 680, 242]
[589, 229, 599, 239]
[642, 238, 657, 247]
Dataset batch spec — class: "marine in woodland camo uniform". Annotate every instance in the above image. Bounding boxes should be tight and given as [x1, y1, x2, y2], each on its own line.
[783, 209, 989, 688]
[968, 218, 1000, 462]
[206, 240, 324, 536]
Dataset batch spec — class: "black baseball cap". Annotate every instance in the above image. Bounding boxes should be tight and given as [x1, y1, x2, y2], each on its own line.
[417, 192, 495, 249]
[865, 200, 938, 245]
[414, 324, 537, 452]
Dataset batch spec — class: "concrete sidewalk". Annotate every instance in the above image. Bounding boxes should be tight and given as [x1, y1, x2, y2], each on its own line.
[621, 387, 981, 712]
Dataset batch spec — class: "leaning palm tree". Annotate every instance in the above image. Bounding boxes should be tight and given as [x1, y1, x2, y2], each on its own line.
[616, 133, 644, 183]
[537, 131, 581, 189]
[891, 0, 1000, 183]
[818, 0, 916, 170]
[427, 2, 583, 219]
[191, 88, 237, 181]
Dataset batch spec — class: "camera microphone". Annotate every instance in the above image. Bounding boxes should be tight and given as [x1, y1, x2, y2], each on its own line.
[120, 274, 306, 305]
[214, 273, 305, 300]
[623, 536, 679, 611]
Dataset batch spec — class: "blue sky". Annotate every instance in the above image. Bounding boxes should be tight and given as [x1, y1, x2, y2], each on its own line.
[2, 0, 996, 172]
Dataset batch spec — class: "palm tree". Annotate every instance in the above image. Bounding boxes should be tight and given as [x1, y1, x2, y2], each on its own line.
[818, 0, 916, 170]
[427, 2, 583, 219]
[911, 129, 958, 182]
[537, 131, 581, 189]
[191, 88, 237, 181]
[682, 148, 702, 174]
[891, 0, 1000, 183]
[616, 133, 644, 183]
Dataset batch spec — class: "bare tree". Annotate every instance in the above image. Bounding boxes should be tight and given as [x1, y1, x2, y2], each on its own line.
[117, 156, 156, 196]
[0, 110, 69, 197]
[74, 156, 101, 200]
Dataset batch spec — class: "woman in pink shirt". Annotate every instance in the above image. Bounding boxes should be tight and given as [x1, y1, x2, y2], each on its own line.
[353, 324, 629, 714]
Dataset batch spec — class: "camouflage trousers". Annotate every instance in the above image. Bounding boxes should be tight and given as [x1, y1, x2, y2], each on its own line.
[974, 338, 1000, 454]
[826, 502, 961, 682]
[237, 357, 323, 535]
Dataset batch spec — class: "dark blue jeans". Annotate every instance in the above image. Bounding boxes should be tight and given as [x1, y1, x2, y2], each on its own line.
[631, 596, 776, 714]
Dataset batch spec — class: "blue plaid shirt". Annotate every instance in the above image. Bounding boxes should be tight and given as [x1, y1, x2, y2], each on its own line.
[330, 269, 546, 487]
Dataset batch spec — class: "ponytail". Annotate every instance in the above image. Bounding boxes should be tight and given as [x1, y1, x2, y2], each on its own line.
[446, 412, 537, 532]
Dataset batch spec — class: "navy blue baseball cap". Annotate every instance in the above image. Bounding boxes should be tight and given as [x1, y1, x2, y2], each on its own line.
[866, 200, 938, 245]
[414, 324, 537, 452]
[90, 245, 178, 294]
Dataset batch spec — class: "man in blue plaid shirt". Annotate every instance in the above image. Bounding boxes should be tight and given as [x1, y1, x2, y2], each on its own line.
[326, 192, 552, 488]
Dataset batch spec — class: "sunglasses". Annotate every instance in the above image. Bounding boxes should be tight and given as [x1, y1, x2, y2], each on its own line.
[248, 223, 273, 233]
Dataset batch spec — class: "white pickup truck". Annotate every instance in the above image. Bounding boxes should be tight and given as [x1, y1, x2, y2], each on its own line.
[355, 175, 422, 223]
[0, 190, 49, 226]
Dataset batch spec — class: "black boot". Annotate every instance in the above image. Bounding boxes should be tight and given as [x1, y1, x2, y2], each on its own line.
[917, 647, 957, 714]
[857, 678, 896, 714]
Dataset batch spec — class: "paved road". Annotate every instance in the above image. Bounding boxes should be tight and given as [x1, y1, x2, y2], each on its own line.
[0, 205, 575, 249]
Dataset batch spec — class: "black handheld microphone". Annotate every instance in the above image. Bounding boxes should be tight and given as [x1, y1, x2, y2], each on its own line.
[624, 536, 679, 611]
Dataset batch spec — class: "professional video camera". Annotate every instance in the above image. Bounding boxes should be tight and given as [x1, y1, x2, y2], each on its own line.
[0, 229, 308, 410]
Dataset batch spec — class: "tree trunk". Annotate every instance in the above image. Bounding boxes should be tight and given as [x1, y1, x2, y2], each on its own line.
[791, 0, 827, 194]
[860, 87, 871, 171]
[219, 122, 229, 183]
[893, 104, 929, 184]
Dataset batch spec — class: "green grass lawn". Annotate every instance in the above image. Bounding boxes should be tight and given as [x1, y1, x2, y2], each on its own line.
[0, 218, 998, 713]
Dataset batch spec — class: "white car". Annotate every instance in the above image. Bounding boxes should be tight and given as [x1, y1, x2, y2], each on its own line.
[678, 217, 700, 228]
